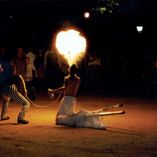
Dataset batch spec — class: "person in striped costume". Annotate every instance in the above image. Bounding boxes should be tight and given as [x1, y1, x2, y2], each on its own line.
[0, 49, 30, 124]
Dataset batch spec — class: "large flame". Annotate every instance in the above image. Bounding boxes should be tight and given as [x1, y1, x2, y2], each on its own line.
[55, 29, 86, 66]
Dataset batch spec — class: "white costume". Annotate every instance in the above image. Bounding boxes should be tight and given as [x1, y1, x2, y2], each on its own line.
[26, 52, 36, 66]
[25, 63, 37, 81]
[56, 96, 105, 129]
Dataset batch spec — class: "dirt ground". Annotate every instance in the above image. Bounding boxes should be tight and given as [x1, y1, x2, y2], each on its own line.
[0, 95, 157, 157]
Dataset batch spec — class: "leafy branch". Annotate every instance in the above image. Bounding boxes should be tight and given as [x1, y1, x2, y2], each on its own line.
[92, 0, 122, 14]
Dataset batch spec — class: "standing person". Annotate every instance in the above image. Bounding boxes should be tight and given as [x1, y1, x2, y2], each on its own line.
[48, 64, 106, 129]
[11, 47, 26, 77]
[34, 48, 45, 93]
[26, 48, 36, 67]
[0, 49, 30, 124]
[11, 47, 27, 95]
[44, 47, 62, 89]
[24, 56, 37, 100]
[86, 51, 101, 93]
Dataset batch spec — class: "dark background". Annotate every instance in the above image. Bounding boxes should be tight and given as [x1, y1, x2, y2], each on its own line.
[0, 0, 157, 97]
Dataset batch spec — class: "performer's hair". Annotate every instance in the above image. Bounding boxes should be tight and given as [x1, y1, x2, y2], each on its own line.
[70, 64, 78, 75]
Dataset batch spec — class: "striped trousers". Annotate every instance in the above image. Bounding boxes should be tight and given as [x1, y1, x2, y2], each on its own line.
[0, 84, 30, 119]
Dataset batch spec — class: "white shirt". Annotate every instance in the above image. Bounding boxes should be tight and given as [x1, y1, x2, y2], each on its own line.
[25, 63, 37, 81]
[26, 52, 36, 66]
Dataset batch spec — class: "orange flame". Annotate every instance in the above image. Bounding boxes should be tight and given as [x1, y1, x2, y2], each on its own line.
[55, 29, 86, 66]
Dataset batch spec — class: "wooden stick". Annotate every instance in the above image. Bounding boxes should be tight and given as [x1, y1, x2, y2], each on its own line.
[87, 110, 125, 116]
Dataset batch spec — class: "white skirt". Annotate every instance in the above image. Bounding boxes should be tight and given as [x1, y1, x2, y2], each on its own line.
[56, 96, 105, 129]
[57, 96, 76, 116]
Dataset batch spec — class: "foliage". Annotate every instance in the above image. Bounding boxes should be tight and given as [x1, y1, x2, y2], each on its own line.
[92, 0, 122, 14]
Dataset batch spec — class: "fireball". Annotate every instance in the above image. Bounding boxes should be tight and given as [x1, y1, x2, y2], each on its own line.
[55, 29, 87, 66]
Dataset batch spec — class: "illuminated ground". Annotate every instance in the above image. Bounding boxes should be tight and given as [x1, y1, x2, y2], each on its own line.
[0, 95, 157, 157]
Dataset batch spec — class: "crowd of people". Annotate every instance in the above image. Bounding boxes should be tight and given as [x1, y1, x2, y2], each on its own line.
[1, 46, 157, 99]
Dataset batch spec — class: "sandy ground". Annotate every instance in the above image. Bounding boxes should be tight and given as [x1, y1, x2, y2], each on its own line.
[0, 95, 157, 157]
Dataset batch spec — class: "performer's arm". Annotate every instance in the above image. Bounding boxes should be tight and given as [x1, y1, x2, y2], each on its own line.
[48, 77, 67, 94]
[48, 86, 66, 93]
[18, 74, 28, 96]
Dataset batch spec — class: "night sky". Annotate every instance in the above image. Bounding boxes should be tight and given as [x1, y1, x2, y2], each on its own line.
[0, 0, 157, 51]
